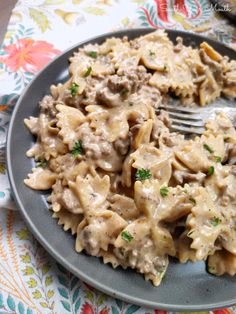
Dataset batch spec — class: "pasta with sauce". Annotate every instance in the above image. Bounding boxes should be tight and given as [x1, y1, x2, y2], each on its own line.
[24, 30, 236, 286]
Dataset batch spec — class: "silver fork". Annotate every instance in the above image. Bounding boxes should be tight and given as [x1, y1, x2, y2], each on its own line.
[157, 98, 236, 135]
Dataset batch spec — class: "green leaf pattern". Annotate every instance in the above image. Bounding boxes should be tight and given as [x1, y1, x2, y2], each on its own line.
[56, 263, 81, 313]
[23, 266, 34, 276]
[29, 8, 51, 33]
[7, 295, 16, 311]
[0, 292, 34, 314]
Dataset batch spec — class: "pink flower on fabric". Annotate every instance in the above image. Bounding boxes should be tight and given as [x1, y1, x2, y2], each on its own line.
[0, 38, 60, 73]
[81, 303, 95, 314]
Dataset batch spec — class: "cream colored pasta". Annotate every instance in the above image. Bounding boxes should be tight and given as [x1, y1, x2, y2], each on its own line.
[24, 30, 236, 286]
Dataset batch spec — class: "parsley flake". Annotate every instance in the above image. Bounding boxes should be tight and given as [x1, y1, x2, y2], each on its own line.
[234, 221, 236, 227]
[149, 50, 155, 56]
[36, 160, 47, 168]
[71, 140, 83, 157]
[160, 186, 169, 197]
[88, 51, 97, 58]
[224, 137, 230, 143]
[135, 168, 152, 181]
[189, 197, 196, 205]
[207, 166, 215, 176]
[163, 64, 168, 72]
[121, 231, 134, 243]
[210, 216, 221, 227]
[215, 156, 222, 163]
[120, 88, 129, 96]
[203, 143, 214, 154]
[69, 82, 79, 97]
[84, 66, 92, 77]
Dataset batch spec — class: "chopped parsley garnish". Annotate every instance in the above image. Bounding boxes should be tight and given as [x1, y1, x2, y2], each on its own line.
[210, 216, 221, 227]
[207, 166, 215, 176]
[183, 189, 188, 194]
[215, 156, 222, 163]
[121, 231, 134, 243]
[203, 143, 214, 154]
[69, 82, 79, 97]
[120, 88, 129, 96]
[135, 168, 152, 181]
[88, 51, 97, 58]
[163, 64, 168, 72]
[160, 186, 169, 197]
[149, 50, 155, 56]
[84, 66, 92, 77]
[71, 140, 83, 157]
[234, 221, 236, 227]
[36, 160, 47, 168]
[189, 197, 196, 205]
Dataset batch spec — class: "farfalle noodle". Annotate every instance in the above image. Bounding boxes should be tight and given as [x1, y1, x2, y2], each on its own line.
[24, 30, 236, 286]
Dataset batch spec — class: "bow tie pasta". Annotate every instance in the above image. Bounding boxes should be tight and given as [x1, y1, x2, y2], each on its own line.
[24, 30, 236, 286]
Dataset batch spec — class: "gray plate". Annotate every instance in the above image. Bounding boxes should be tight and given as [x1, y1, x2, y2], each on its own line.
[7, 29, 236, 311]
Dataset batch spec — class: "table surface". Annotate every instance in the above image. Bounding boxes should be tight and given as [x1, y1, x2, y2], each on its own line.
[0, 0, 17, 45]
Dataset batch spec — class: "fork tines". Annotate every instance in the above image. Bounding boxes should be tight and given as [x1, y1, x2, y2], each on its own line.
[157, 104, 235, 135]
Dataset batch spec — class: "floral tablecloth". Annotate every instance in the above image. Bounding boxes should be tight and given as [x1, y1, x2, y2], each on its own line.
[0, 1, 236, 313]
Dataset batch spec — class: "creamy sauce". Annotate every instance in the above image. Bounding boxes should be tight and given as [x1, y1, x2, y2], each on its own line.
[24, 30, 236, 286]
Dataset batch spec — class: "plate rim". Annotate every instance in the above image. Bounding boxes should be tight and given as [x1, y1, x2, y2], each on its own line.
[6, 28, 236, 311]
